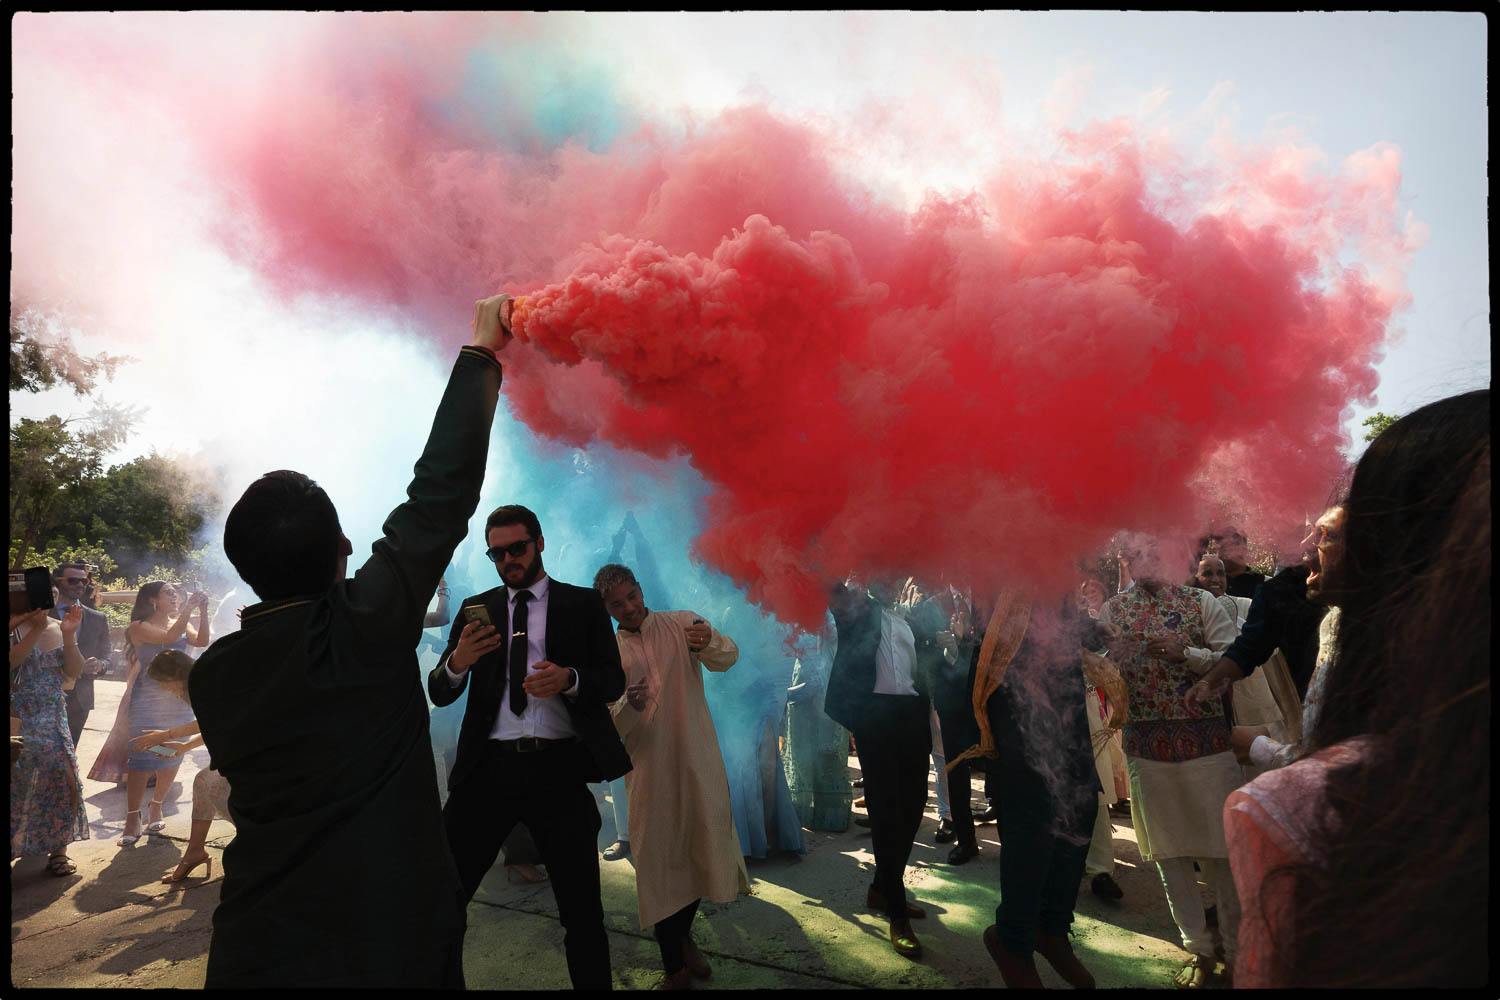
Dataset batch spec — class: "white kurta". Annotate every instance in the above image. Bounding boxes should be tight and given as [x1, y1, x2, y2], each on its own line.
[611, 610, 750, 929]
[1210, 592, 1290, 743]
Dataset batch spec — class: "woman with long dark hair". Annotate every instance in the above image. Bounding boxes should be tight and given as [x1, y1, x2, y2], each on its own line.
[88, 580, 210, 844]
[1225, 388, 1489, 987]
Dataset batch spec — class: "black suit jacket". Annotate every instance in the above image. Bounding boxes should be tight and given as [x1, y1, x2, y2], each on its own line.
[188, 346, 502, 988]
[824, 593, 931, 734]
[428, 579, 629, 788]
[51, 602, 111, 712]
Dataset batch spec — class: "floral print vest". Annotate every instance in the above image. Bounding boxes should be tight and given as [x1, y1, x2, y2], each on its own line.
[1109, 585, 1230, 763]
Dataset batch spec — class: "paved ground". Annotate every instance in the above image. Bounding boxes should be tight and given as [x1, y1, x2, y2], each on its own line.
[11, 676, 1223, 989]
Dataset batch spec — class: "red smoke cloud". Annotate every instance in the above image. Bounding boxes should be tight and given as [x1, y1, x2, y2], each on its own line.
[12, 16, 1417, 629]
[215, 76, 1410, 629]
[501, 126, 1404, 626]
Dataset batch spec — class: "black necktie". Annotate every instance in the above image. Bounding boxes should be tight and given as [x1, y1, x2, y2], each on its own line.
[508, 590, 533, 716]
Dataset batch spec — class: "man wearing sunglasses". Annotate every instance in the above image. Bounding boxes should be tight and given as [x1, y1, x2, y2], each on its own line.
[51, 562, 113, 747]
[429, 504, 628, 991]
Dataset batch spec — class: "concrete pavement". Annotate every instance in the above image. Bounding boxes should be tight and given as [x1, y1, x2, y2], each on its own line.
[11, 675, 1215, 989]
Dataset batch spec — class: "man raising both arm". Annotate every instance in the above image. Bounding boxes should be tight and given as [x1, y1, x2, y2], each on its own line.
[188, 294, 516, 989]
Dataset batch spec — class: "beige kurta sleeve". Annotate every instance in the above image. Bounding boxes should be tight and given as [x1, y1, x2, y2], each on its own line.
[686, 611, 738, 673]
[610, 634, 644, 741]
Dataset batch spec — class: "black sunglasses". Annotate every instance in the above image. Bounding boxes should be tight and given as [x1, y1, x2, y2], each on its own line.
[486, 538, 536, 562]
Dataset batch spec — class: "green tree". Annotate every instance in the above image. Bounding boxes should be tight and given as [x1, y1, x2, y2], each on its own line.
[74, 454, 222, 567]
[8, 411, 134, 570]
[10, 305, 132, 396]
[1361, 411, 1401, 442]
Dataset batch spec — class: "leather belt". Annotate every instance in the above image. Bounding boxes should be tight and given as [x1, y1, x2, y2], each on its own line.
[494, 736, 577, 753]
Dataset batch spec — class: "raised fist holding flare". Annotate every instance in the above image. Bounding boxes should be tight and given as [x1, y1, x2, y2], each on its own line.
[470, 293, 519, 353]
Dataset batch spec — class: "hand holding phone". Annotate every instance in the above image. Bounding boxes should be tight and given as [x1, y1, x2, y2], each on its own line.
[451, 611, 501, 674]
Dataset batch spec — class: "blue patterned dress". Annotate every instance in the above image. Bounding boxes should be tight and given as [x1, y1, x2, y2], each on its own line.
[10, 645, 90, 857]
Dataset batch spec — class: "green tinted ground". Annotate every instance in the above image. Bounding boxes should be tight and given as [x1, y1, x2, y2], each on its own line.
[11, 676, 1212, 989]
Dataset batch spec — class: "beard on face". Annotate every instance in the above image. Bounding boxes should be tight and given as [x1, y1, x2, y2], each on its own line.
[502, 553, 545, 590]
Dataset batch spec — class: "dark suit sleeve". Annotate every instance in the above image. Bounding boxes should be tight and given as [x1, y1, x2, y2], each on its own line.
[1221, 581, 1272, 677]
[562, 589, 625, 709]
[427, 603, 475, 706]
[82, 609, 112, 663]
[341, 347, 503, 662]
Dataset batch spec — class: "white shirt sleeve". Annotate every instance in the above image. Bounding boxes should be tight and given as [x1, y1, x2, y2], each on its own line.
[1185, 591, 1238, 673]
[443, 661, 467, 687]
[1249, 733, 1297, 771]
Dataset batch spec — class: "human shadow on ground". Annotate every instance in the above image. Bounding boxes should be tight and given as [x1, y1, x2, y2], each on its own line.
[9, 856, 81, 931]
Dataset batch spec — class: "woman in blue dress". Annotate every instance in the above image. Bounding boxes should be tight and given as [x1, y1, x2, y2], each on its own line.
[105, 582, 210, 845]
[10, 604, 89, 874]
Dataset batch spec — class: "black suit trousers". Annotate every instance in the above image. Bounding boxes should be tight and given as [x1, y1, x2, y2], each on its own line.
[442, 740, 610, 990]
[851, 695, 931, 920]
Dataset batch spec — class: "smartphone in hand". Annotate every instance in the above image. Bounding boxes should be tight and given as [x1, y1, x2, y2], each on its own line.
[462, 605, 493, 628]
[146, 744, 177, 758]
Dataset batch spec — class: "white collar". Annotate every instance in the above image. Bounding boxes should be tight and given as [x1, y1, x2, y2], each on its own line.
[506, 573, 551, 603]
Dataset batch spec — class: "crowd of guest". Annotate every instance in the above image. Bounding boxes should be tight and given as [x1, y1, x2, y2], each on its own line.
[10, 293, 1486, 993]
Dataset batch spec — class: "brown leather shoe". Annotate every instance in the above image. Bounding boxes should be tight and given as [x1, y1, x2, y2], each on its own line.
[681, 937, 712, 979]
[1037, 929, 1096, 989]
[890, 918, 922, 959]
[983, 925, 1044, 988]
[657, 967, 694, 990]
[867, 885, 926, 918]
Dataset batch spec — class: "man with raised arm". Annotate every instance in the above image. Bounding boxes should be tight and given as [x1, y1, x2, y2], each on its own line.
[189, 294, 516, 988]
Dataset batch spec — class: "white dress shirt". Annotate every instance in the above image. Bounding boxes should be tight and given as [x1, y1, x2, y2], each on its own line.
[443, 574, 580, 740]
[872, 607, 919, 696]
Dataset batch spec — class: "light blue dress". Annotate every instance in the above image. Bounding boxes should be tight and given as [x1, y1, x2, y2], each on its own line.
[126, 636, 197, 771]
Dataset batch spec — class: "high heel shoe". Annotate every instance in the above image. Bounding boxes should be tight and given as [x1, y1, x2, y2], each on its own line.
[162, 855, 213, 884]
[146, 799, 167, 833]
[118, 809, 143, 846]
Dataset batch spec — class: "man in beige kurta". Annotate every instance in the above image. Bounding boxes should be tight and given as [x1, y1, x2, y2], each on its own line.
[595, 563, 750, 988]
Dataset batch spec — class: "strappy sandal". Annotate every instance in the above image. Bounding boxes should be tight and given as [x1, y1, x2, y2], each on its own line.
[1173, 953, 1215, 989]
[47, 853, 78, 876]
[146, 799, 168, 833]
[163, 855, 213, 884]
[118, 809, 143, 846]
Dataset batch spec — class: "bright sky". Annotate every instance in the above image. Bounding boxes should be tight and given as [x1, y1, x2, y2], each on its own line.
[12, 10, 1489, 465]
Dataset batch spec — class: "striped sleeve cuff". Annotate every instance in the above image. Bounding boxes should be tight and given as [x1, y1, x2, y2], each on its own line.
[459, 344, 504, 372]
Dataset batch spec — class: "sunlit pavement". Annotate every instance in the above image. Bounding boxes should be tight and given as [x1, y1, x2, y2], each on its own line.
[12, 677, 1215, 988]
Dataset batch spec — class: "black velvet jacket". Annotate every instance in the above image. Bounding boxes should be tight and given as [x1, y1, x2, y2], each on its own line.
[189, 346, 502, 988]
[428, 580, 629, 787]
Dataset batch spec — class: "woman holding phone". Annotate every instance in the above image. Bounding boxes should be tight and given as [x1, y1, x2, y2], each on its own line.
[10, 603, 89, 875]
[92, 581, 210, 845]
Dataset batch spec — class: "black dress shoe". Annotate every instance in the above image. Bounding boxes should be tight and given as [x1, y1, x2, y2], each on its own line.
[852, 777, 865, 788]
[934, 818, 956, 843]
[947, 842, 980, 865]
[602, 840, 631, 861]
[1090, 872, 1124, 900]
[974, 801, 999, 823]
